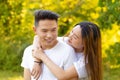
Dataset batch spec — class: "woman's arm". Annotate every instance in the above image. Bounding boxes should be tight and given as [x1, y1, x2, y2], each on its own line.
[31, 35, 42, 79]
[32, 49, 78, 80]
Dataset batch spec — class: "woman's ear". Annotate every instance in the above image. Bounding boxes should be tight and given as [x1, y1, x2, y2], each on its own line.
[33, 26, 37, 34]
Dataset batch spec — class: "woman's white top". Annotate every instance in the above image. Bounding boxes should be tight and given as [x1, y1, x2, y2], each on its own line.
[74, 53, 88, 80]
[57, 37, 88, 80]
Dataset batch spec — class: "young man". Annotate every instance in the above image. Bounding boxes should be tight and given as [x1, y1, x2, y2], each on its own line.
[21, 10, 77, 80]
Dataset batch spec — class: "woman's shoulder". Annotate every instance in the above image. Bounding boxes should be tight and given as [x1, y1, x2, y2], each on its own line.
[75, 53, 84, 59]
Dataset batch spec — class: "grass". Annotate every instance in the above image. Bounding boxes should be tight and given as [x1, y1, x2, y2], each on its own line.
[0, 68, 120, 80]
[103, 67, 120, 80]
[0, 70, 23, 80]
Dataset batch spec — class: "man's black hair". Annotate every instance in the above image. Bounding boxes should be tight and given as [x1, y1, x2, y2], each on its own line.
[34, 10, 59, 27]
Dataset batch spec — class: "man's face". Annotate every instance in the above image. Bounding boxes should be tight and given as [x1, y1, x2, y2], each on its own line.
[35, 19, 58, 49]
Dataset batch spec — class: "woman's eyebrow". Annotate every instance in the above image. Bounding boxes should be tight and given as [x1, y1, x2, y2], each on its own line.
[72, 30, 79, 39]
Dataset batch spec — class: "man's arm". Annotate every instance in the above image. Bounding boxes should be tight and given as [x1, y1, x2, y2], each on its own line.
[24, 68, 31, 80]
[31, 62, 42, 80]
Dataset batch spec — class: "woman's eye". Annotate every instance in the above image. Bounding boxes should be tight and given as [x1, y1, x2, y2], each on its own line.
[72, 35, 77, 39]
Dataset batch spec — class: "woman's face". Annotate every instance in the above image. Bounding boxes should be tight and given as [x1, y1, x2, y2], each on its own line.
[68, 25, 83, 52]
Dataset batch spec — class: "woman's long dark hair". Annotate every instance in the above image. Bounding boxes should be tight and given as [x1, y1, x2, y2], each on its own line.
[77, 22, 102, 80]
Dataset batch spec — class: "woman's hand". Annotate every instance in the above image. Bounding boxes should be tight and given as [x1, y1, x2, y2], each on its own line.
[32, 47, 44, 60]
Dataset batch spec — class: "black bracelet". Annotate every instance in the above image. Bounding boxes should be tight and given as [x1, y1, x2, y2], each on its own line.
[34, 61, 42, 64]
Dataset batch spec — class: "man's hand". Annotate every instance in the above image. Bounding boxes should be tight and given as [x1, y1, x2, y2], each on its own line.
[24, 68, 31, 80]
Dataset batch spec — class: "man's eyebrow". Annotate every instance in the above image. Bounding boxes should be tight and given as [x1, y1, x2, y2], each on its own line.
[51, 27, 57, 30]
[41, 29, 48, 31]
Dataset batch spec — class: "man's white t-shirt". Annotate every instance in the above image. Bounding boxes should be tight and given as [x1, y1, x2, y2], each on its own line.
[21, 40, 76, 80]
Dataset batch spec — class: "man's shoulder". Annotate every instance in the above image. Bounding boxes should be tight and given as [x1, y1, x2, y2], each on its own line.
[58, 40, 74, 51]
[24, 44, 33, 51]
[58, 40, 72, 47]
[22, 45, 33, 57]
[57, 37, 68, 43]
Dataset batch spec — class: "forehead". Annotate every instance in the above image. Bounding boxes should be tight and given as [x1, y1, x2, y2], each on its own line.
[72, 25, 81, 33]
[37, 19, 58, 29]
[71, 25, 81, 38]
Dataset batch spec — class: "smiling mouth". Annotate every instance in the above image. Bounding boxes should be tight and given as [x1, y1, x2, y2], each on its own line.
[45, 39, 53, 43]
[46, 40, 52, 43]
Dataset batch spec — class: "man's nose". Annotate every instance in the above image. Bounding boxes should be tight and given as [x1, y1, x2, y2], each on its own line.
[46, 32, 52, 38]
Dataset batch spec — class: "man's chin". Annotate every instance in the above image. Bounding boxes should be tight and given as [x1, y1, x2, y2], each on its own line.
[44, 42, 53, 46]
[45, 41, 53, 44]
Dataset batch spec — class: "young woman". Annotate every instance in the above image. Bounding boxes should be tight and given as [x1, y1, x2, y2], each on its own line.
[32, 21, 102, 80]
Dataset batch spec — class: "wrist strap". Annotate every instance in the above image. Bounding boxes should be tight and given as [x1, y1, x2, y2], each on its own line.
[34, 61, 42, 64]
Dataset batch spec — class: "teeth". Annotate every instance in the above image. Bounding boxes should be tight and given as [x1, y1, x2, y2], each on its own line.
[47, 41, 51, 42]
[46, 40, 52, 43]
[44, 38, 53, 43]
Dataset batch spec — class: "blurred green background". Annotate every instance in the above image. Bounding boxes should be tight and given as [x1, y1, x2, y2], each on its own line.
[0, 0, 120, 80]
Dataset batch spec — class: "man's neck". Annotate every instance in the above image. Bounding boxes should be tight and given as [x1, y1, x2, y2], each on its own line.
[41, 40, 58, 50]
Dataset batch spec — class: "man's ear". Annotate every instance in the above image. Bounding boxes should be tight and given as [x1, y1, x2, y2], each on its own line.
[33, 26, 37, 34]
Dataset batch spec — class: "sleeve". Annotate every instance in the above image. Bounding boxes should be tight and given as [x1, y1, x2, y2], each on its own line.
[73, 57, 88, 78]
[21, 47, 30, 69]
[63, 47, 77, 70]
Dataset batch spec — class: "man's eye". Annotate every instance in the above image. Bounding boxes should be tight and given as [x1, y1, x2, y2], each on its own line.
[42, 30, 47, 32]
[52, 29, 56, 32]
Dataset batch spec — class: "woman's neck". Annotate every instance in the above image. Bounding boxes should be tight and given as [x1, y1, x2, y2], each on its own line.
[75, 48, 83, 53]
